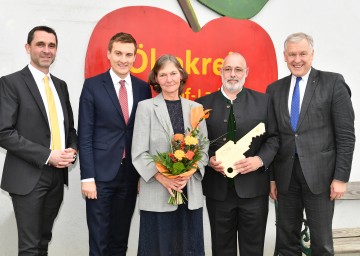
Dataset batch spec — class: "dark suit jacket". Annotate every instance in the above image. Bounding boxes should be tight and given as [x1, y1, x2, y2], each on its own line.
[78, 71, 151, 183]
[0, 66, 77, 195]
[196, 88, 279, 200]
[266, 68, 355, 194]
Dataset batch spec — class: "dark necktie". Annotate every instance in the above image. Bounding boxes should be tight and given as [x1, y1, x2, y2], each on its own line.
[226, 100, 236, 187]
[290, 77, 302, 131]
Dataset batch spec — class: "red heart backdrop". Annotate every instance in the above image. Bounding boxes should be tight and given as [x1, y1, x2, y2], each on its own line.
[85, 6, 278, 98]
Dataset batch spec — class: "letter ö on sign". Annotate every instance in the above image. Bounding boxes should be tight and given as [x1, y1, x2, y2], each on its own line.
[131, 43, 225, 76]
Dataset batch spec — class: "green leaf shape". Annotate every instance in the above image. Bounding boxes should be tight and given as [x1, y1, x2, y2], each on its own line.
[197, 0, 268, 19]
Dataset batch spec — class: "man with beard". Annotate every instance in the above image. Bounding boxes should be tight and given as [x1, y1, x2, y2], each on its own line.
[196, 52, 279, 256]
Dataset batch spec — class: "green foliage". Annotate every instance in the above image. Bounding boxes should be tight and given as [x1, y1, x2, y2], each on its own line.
[197, 0, 268, 19]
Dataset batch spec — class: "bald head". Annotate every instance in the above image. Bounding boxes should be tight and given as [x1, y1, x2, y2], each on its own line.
[221, 52, 248, 94]
[223, 52, 247, 68]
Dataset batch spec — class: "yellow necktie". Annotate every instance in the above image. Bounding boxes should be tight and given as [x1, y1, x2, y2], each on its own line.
[44, 75, 61, 150]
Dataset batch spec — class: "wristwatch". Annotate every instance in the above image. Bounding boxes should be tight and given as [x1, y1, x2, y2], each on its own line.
[72, 153, 78, 164]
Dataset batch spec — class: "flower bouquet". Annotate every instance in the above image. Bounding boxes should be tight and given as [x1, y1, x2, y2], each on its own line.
[151, 106, 210, 205]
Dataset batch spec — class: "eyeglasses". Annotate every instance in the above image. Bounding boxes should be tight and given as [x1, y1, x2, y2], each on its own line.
[223, 67, 246, 75]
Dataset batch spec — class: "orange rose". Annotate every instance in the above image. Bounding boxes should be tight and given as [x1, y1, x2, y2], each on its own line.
[173, 133, 184, 141]
[185, 150, 195, 160]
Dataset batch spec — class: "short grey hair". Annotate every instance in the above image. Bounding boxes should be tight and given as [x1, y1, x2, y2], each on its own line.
[284, 32, 314, 51]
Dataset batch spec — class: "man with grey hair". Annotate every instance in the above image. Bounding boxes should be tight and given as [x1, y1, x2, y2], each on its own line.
[196, 52, 279, 256]
[267, 32, 355, 255]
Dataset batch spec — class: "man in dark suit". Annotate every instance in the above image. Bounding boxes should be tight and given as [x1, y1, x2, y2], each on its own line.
[267, 32, 355, 255]
[78, 32, 151, 256]
[0, 26, 78, 255]
[196, 52, 279, 256]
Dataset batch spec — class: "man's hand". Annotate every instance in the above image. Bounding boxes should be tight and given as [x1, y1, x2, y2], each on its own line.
[330, 179, 347, 200]
[234, 156, 263, 174]
[82, 181, 97, 199]
[48, 148, 77, 168]
[209, 156, 225, 176]
[269, 181, 277, 200]
[65, 148, 77, 164]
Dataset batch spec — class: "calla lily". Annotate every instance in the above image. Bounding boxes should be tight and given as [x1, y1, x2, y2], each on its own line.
[191, 106, 211, 129]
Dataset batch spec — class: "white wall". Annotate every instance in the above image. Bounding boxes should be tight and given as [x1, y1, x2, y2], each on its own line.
[0, 0, 359, 255]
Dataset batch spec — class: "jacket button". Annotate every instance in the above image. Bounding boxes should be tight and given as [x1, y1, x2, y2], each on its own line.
[223, 138, 227, 141]
[224, 119, 228, 123]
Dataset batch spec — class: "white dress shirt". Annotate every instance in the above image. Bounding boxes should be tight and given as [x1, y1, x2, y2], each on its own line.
[287, 68, 311, 114]
[110, 68, 134, 116]
[28, 64, 65, 150]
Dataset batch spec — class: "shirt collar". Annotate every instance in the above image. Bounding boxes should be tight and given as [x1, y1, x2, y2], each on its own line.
[109, 68, 131, 85]
[292, 68, 311, 84]
[220, 86, 244, 103]
[28, 64, 50, 82]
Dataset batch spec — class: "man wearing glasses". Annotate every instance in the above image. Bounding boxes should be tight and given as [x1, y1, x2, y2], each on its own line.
[196, 52, 279, 256]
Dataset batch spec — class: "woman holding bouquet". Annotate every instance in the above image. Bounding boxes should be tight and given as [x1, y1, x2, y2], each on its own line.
[132, 54, 209, 256]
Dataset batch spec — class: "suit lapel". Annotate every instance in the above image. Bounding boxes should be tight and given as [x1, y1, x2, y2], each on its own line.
[181, 98, 191, 132]
[152, 96, 193, 135]
[128, 75, 139, 125]
[52, 76, 69, 134]
[102, 71, 125, 121]
[21, 67, 49, 126]
[153, 94, 174, 135]
[297, 68, 318, 130]
[281, 76, 292, 130]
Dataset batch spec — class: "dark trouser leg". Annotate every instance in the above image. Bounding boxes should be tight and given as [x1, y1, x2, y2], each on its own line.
[277, 158, 306, 256]
[11, 166, 64, 256]
[206, 189, 238, 256]
[86, 172, 137, 256]
[206, 187, 268, 256]
[303, 181, 334, 254]
[237, 195, 268, 256]
[277, 157, 334, 256]
[108, 180, 137, 256]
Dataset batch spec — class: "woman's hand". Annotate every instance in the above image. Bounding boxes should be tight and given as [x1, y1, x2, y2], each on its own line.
[154, 172, 190, 196]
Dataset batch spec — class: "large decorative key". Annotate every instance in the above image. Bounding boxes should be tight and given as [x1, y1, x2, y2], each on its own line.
[216, 122, 265, 178]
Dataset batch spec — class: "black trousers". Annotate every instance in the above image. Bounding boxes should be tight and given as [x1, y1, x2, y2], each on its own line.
[277, 156, 334, 256]
[86, 167, 137, 256]
[10, 166, 64, 256]
[206, 187, 268, 256]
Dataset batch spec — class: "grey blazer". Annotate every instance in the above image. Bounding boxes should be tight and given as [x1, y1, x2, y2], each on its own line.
[132, 94, 209, 212]
[266, 68, 355, 194]
[0, 66, 77, 195]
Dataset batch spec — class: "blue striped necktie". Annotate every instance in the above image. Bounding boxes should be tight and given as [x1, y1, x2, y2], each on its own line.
[290, 77, 302, 131]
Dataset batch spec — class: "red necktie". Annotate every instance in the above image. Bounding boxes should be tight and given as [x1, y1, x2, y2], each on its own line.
[119, 80, 129, 159]
[119, 80, 129, 124]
